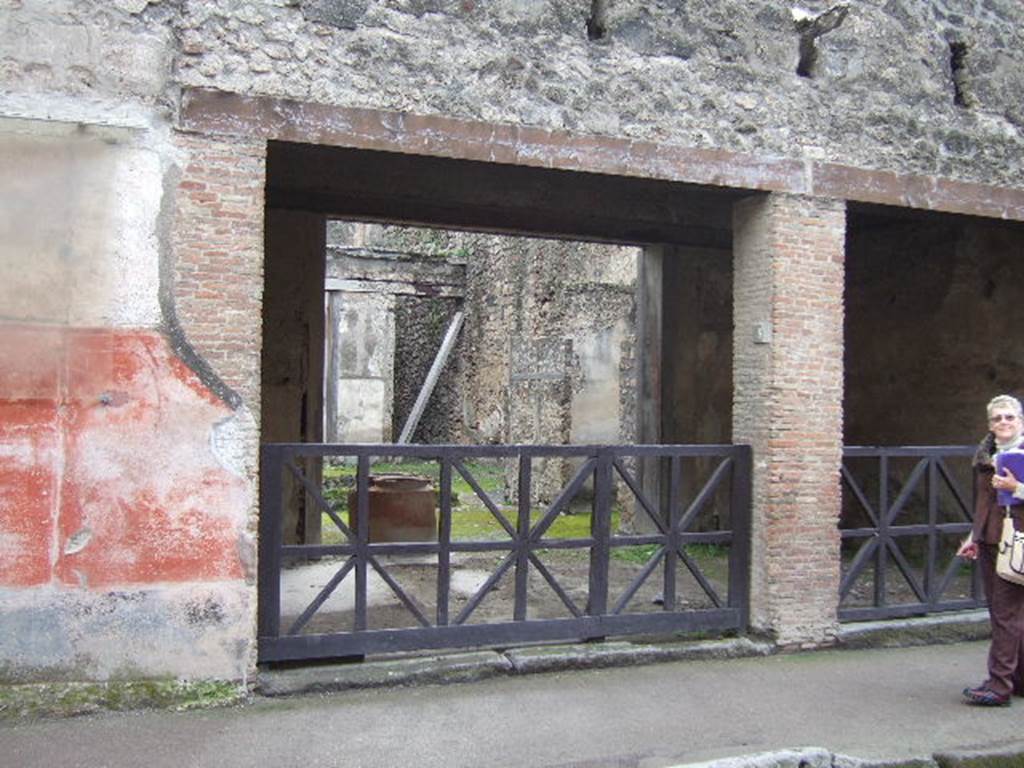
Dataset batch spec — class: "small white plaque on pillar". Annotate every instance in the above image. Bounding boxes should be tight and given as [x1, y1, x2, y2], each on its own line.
[753, 321, 773, 345]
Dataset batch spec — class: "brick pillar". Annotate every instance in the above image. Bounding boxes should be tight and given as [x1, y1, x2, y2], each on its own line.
[169, 131, 266, 584]
[732, 193, 846, 647]
[170, 133, 266, 410]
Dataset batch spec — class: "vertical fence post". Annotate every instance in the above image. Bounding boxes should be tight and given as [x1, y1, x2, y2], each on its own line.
[876, 452, 889, 608]
[662, 454, 681, 611]
[927, 457, 938, 607]
[729, 445, 752, 632]
[514, 451, 532, 622]
[588, 449, 613, 621]
[437, 454, 453, 626]
[258, 445, 284, 642]
[354, 452, 370, 632]
[972, 461, 984, 602]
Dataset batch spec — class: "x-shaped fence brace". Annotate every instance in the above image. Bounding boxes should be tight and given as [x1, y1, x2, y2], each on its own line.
[839, 447, 978, 615]
[269, 446, 744, 637]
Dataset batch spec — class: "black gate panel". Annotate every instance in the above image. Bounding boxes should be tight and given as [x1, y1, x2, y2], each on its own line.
[258, 444, 751, 662]
[839, 445, 984, 621]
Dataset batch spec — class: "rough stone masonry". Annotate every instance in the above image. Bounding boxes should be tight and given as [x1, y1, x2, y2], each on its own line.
[0, 0, 1023, 686]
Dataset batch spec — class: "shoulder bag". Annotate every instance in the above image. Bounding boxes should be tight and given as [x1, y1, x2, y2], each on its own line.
[996, 510, 1024, 586]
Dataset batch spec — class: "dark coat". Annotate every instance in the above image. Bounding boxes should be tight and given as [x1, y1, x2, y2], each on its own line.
[972, 433, 1022, 545]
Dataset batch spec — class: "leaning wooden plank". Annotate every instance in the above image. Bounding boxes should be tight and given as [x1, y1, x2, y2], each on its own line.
[397, 310, 465, 444]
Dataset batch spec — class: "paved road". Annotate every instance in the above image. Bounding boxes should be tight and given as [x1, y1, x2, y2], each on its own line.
[3, 641, 1021, 768]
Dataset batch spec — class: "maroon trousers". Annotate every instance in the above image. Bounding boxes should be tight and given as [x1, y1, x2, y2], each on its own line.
[978, 544, 1024, 697]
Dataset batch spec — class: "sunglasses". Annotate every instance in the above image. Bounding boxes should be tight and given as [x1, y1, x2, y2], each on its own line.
[990, 413, 1018, 424]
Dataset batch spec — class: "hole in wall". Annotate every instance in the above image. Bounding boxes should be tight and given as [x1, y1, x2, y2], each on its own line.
[586, 0, 607, 41]
[796, 37, 818, 78]
[793, 4, 848, 79]
[949, 40, 973, 108]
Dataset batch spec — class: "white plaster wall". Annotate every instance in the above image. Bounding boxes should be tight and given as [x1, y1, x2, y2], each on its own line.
[326, 291, 395, 443]
[570, 322, 628, 445]
[0, 118, 164, 329]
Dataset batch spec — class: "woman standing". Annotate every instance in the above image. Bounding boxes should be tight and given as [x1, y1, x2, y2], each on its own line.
[958, 394, 1024, 706]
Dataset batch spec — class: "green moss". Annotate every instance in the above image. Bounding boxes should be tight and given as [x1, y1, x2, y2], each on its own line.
[0, 678, 245, 720]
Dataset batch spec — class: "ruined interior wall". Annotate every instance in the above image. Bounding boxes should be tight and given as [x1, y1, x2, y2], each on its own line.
[325, 290, 396, 443]
[393, 295, 464, 443]
[845, 216, 1024, 446]
[173, 0, 1024, 190]
[326, 224, 638, 501]
[324, 223, 467, 445]
[492, 236, 637, 501]
[0, 3, 261, 683]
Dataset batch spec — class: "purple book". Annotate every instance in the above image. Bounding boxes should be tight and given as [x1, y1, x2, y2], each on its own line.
[996, 451, 1024, 507]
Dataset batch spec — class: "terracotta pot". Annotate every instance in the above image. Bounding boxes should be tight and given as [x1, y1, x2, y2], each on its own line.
[347, 474, 437, 543]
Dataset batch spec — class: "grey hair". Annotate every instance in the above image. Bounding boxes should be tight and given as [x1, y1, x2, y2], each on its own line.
[986, 394, 1024, 420]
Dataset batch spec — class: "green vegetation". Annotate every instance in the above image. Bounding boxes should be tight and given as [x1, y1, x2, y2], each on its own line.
[322, 459, 504, 504]
[321, 459, 633, 544]
[610, 543, 661, 564]
[0, 679, 244, 720]
[318, 461, 732, 580]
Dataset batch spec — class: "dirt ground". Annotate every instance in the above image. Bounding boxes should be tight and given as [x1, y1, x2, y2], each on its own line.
[281, 545, 728, 637]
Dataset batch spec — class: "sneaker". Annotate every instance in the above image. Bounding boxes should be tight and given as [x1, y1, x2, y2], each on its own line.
[963, 685, 1011, 707]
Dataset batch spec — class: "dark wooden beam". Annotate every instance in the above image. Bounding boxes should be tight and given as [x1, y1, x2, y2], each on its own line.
[266, 141, 737, 248]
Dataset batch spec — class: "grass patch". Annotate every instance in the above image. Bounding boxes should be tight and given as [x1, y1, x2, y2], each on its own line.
[609, 543, 729, 565]
[322, 505, 623, 544]
[611, 543, 661, 564]
[322, 459, 505, 504]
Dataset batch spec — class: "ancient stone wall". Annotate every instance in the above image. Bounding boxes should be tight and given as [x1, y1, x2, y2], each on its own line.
[168, 0, 1024, 189]
[8, 2, 1021, 191]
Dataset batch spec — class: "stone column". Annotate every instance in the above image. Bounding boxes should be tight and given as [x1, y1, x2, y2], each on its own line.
[732, 193, 846, 647]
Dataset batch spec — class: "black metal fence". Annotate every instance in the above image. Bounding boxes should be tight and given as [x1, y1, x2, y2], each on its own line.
[259, 444, 752, 662]
[839, 446, 983, 621]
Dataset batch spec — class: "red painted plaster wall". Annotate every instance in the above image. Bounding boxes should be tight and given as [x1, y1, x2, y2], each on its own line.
[0, 324, 246, 589]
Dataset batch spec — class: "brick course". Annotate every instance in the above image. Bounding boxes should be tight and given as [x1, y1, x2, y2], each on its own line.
[733, 193, 846, 647]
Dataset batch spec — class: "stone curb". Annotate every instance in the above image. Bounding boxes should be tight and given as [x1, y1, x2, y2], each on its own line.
[503, 636, 773, 674]
[3, 612, 991, 715]
[835, 610, 991, 650]
[666, 747, 940, 768]
[256, 637, 772, 696]
[662, 741, 1024, 768]
[257, 650, 513, 696]
[933, 742, 1024, 768]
